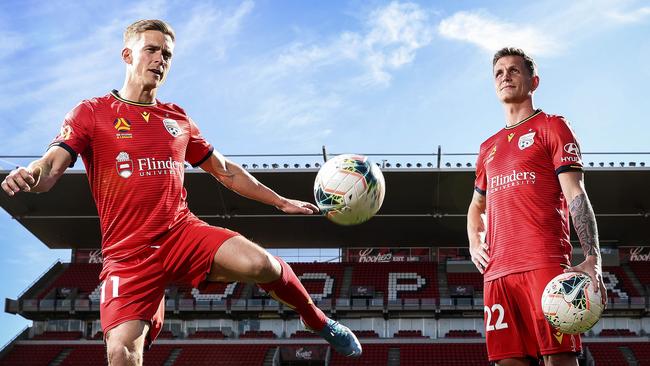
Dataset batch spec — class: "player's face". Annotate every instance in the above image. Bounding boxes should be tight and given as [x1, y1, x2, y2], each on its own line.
[493, 55, 538, 104]
[124, 30, 174, 90]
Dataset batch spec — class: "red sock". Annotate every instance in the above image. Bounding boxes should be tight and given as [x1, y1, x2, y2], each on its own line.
[258, 256, 328, 331]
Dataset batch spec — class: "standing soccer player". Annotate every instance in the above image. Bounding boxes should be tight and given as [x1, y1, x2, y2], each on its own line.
[467, 47, 607, 366]
[1, 19, 361, 366]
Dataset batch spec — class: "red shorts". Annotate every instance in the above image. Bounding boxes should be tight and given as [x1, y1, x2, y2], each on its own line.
[484, 266, 582, 361]
[99, 217, 239, 347]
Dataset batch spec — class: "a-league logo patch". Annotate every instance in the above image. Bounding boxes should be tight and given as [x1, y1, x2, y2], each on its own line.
[518, 131, 536, 150]
[163, 119, 183, 137]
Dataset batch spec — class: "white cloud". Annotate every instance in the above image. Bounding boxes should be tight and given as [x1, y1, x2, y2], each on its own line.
[266, 1, 433, 86]
[438, 11, 561, 56]
[607, 6, 650, 23]
[176, 0, 254, 60]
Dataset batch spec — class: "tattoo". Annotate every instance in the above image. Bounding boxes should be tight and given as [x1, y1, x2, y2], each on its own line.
[569, 193, 600, 258]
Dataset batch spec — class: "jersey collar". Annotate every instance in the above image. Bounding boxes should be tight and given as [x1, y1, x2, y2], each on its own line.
[110, 89, 157, 107]
[504, 109, 542, 130]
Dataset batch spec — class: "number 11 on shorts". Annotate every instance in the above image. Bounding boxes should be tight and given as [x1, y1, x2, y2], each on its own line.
[100, 276, 120, 304]
[484, 304, 509, 331]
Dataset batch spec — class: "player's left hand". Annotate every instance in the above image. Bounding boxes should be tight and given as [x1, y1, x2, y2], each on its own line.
[276, 198, 320, 214]
[564, 255, 607, 306]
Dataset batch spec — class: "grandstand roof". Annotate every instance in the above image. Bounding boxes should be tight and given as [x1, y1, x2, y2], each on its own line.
[1, 168, 649, 249]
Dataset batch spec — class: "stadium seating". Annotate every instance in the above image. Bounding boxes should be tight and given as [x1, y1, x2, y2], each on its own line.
[628, 343, 650, 365]
[445, 330, 482, 338]
[394, 330, 427, 338]
[0, 344, 64, 366]
[603, 266, 640, 298]
[349, 263, 438, 301]
[289, 262, 346, 300]
[599, 328, 638, 337]
[329, 344, 390, 366]
[629, 262, 650, 289]
[32, 331, 83, 340]
[290, 330, 320, 338]
[59, 345, 106, 366]
[352, 330, 380, 338]
[400, 344, 488, 365]
[239, 330, 277, 339]
[187, 330, 227, 339]
[586, 343, 629, 365]
[446, 272, 483, 293]
[172, 344, 272, 366]
[39, 263, 102, 299]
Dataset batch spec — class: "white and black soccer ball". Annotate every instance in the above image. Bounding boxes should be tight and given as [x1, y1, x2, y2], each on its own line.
[541, 271, 605, 334]
[313, 154, 385, 226]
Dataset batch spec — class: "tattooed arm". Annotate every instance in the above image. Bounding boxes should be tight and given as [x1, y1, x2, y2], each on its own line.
[558, 171, 607, 302]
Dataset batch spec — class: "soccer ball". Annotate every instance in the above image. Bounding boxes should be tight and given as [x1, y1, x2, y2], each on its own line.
[541, 272, 605, 334]
[313, 154, 385, 226]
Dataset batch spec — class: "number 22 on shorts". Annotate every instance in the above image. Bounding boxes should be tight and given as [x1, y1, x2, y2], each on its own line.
[100, 276, 120, 304]
[484, 304, 509, 331]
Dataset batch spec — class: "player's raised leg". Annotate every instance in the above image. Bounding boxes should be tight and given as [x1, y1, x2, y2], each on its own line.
[207, 235, 362, 357]
[105, 320, 149, 366]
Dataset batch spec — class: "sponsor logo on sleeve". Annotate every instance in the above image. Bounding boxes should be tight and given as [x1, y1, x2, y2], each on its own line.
[163, 118, 183, 137]
[518, 131, 536, 150]
[561, 143, 582, 163]
[59, 125, 73, 141]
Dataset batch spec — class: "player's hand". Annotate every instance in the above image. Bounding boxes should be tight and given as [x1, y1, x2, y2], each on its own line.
[276, 198, 320, 215]
[469, 241, 490, 274]
[1, 167, 37, 196]
[564, 256, 607, 305]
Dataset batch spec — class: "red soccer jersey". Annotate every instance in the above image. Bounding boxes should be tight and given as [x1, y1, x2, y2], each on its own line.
[474, 110, 583, 281]
[50, 90, 213, 265]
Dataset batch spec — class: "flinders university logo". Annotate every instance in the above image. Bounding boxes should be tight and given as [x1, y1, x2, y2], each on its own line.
[163, 118, 183, 137]
[116, 152, 134, 178]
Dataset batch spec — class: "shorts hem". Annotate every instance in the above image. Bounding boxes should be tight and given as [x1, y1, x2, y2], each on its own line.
[488, 352, 535, 362]
[540, 348, 581, 356]
[193, 233, 241, 288]
[103, 315, 153, 346]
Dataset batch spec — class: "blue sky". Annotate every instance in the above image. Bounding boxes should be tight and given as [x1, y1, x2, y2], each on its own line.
[1, 0, 649, 347]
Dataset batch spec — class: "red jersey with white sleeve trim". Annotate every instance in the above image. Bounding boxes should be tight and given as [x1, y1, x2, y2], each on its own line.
[50, 90, 213, 265]
[474, 110, 583, 282]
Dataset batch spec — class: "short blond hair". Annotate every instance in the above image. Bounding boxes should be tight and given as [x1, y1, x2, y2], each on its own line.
[124, 19, 175, 45]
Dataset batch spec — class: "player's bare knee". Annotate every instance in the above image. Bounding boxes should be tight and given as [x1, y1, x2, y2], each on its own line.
[107, 344, 143, 366]
[248, 252, 279, 283]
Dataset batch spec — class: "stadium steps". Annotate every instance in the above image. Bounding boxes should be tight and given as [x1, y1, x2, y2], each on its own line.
[262, 346, 278, 366]
[387, 347, 400, 366]
[621, 263, 646, 296]
[340, 266, 354, 298]
[619, 346, 639, 366]
[49, 347, 73, 366]
[241, 283, 255, 300]
[437, 261, 450, 298]
[163, 348, 182, 366]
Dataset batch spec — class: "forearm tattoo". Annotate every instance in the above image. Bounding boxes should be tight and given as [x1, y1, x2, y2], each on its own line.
[569, 193, 600, 258]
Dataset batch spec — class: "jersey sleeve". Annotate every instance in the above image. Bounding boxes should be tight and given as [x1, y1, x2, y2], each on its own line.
[474, 144, 488, 196]
[546, 116, 583, 175]
[185, 117, 214, 167]
[49, 101, 94, 167]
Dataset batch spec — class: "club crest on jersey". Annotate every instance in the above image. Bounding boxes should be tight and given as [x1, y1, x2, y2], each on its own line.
[518, 131, 536, 150]
[116, 152, 133, 178]
[163, 119, 183, 137]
